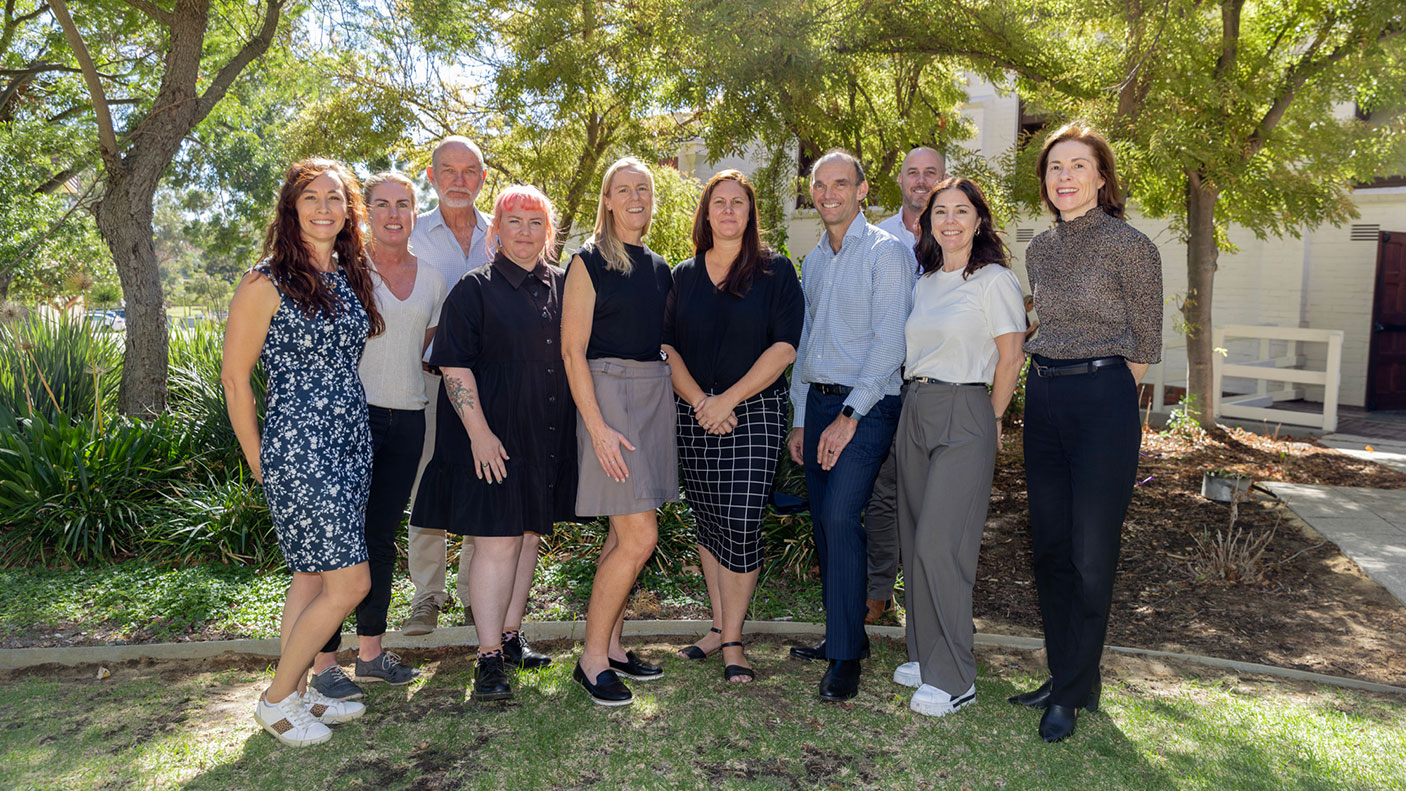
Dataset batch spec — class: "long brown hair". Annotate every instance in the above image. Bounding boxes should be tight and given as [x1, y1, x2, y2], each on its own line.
[915, 177, 1010, 279]
[261, 158, 384, 336]
[690, 169, 771, 297]
[1036, 122, 1125, 219]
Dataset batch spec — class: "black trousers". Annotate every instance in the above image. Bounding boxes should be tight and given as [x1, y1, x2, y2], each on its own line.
[324, 404, 426, 652]
[1022, 356, 1140, 707]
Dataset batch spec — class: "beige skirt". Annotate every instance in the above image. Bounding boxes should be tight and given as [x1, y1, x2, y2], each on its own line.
[575, 358, 679, 516]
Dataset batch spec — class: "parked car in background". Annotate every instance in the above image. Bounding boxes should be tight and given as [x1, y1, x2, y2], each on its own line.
[84, 310, 126, 332]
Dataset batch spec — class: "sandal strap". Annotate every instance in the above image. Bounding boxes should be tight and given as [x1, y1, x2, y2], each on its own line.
[709, 627, 722, 634]
[720, 641, 744, 648]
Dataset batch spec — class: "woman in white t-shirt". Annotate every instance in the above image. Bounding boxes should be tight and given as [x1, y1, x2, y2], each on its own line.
[891, 176, 1026, 719]
[308, 172, 447, 698]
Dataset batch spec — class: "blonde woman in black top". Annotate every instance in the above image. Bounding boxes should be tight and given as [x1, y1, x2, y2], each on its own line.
[662, 170, 803, 684]
[1008, 122, 1162, 742]
[562, 157, 676, 705]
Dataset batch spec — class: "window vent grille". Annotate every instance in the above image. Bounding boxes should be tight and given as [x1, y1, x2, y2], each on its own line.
[1016, 228, 1035, 243]
[1350, 223, 1380, 242]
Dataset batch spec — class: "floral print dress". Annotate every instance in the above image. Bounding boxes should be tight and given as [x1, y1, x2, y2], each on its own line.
[254, 262, 372, 572]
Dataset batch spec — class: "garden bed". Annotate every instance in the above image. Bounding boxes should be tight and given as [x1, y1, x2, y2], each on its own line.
[5, 425, 1406, 688]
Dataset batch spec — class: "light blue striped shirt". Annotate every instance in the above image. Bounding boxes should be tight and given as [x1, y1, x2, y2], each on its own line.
[789, 212, 915, 427]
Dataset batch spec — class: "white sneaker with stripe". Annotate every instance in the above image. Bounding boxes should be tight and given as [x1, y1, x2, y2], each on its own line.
[255, 692, 332, 747]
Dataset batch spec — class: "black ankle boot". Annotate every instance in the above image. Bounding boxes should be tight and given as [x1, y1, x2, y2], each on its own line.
[472, 653, 513, 702]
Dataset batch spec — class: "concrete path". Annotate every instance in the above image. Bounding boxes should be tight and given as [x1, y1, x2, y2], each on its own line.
[1262, 482, 1406, 606]
[1319, 434, 1406, 474]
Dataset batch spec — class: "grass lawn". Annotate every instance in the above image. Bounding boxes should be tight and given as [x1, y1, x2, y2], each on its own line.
[0, 559, 825, 648]
[2, 638, 1403, 791]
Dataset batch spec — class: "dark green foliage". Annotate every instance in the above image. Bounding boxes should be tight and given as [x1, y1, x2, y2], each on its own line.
[166, 320, 266, 474]
[0, 315, 122, 424]
[0, 410, 196, 565]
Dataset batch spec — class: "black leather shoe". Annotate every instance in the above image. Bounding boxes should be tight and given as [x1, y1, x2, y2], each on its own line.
[1007, 674, 1102, 711]
[608, 651, 663, 681]
[1039, 704, 1078, 742]
[471, 654, 513, 702]
[573, 663, 632, 706]
[502, 632, 552, 670]
[789, 638, 871, 662]
[1084, 675, 1102, 714]
[818, 659, 862, 702]
[1008, 679, 1053, 708]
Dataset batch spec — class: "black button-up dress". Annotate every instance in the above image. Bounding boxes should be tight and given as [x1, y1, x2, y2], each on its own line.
[411, 254, 579, 536]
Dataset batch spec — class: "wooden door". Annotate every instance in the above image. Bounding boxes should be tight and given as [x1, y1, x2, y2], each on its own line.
[1368, 231, 1406, 410]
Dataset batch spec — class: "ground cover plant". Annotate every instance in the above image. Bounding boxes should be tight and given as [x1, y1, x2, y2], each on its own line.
[1, 640, 1403, 791]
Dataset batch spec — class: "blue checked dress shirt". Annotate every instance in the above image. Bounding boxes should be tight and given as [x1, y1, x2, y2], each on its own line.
[789, 212, 916, 427]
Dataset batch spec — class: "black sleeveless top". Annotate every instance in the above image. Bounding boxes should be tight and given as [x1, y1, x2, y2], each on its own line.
[571, 241, 672, 361]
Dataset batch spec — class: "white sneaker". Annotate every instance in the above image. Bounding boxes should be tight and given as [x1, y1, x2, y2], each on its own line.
[909, 683, 976, 718]
[304, 687, 366, 724]
[893, 661, 921, 688]
[255, 692, 332, 747]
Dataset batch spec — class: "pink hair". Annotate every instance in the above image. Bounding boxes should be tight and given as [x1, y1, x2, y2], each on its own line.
[487, 185, 559, 263]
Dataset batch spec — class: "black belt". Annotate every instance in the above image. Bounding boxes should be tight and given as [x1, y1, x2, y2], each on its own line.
[808, 382, 852, 396]
[905, 376, 987, 387]
[1031, 356, 1126, 378]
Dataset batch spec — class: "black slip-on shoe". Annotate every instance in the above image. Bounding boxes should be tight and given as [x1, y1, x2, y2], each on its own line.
[1039, 704, 1078, 742]
[573, 663, 633, 706]
[609, 651, 663, 681]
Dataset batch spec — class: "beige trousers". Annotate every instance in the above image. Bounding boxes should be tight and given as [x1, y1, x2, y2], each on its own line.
[408, 371, 474, 611]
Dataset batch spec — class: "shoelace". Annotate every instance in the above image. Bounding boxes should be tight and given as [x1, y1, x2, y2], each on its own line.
[275, 693, 318, 728]
[380, 651, 404, 668]
[411, 602, 436, 618]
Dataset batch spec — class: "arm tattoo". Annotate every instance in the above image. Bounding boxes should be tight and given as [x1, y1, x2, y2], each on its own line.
[446, 374, 477, 416]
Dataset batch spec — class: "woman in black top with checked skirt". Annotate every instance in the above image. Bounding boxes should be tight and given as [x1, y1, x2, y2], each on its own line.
[662, 170, 803, 683]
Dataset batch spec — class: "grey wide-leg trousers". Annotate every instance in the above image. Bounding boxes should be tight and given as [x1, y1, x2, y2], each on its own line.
[895, 381, 998, 694]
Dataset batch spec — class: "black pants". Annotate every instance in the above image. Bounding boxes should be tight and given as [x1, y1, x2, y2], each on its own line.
[324, 404, 426, 652]
[1022, 356, 1140, 707]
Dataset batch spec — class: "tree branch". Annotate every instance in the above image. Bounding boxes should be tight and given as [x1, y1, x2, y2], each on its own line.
[1214, 0, 1244, 82]
[47, 0, 119, 158]
[46, 96, 141, 123]
[1, 0, 49, 55]
[1247, 22, 1406, 155]
[195, 0, 282, 116]
[118, 0, 171, 27]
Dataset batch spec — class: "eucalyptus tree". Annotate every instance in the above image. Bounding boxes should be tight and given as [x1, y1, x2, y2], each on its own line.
[1006, 0, 1406, 425]
[20, 0, 287, 416]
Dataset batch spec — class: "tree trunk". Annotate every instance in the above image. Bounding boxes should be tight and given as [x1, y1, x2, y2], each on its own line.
[1183, 169, 1219, 427]
[96, 168, 169, 417]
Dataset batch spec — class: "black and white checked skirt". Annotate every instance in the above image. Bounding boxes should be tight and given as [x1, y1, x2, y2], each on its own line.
[675, 387, 788, 573]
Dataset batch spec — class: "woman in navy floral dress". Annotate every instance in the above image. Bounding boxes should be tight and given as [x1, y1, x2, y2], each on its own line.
[223, 158, 385, 747]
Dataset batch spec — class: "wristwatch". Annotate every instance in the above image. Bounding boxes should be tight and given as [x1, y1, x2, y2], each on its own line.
[841, 405, 856, 419]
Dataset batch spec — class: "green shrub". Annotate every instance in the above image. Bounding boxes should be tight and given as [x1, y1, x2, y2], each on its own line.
[0, 410, 201, 565]
[167, 320, 265, 474]
[0, 315, 121, 423]
[153, 478, 279, 568]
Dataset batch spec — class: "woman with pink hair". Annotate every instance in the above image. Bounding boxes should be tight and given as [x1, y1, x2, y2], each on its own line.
[411, 184, 578, 703]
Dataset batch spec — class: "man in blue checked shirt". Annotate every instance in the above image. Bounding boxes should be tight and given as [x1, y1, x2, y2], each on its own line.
[785, 149, 915, 702]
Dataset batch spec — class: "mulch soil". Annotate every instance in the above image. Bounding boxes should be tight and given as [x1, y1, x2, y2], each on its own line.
[973, 424, 1406, 687]
[8, 423, 1406, 690]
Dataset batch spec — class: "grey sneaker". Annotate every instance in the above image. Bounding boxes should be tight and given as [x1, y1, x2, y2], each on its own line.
[355, 651, 420, 685]
[309, 664, 365, 701]
[401, 601, 439, 636]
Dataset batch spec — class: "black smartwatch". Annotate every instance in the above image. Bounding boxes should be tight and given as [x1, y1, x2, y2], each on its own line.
[841, 405, 856, 419]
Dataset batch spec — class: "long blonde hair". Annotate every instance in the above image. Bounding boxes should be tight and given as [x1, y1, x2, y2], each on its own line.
[592, 157, 654, 273]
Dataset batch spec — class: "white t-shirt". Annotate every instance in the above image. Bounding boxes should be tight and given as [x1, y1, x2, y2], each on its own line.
[904, 264, 1026, 384]
[359, 262, 447, 410]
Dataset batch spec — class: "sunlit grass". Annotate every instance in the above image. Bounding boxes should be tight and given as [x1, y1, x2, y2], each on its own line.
[2, 638, 1403, 791]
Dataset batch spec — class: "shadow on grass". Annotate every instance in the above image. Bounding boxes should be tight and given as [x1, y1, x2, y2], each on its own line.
[2, 639, 1403, 791]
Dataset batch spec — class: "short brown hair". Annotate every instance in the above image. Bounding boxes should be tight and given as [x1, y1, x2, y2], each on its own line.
[1036, 122, 1125, 219]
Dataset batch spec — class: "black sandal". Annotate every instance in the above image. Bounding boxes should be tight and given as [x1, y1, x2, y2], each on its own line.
[678, 627, 722, 660]
[720, 641, 755, 683]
